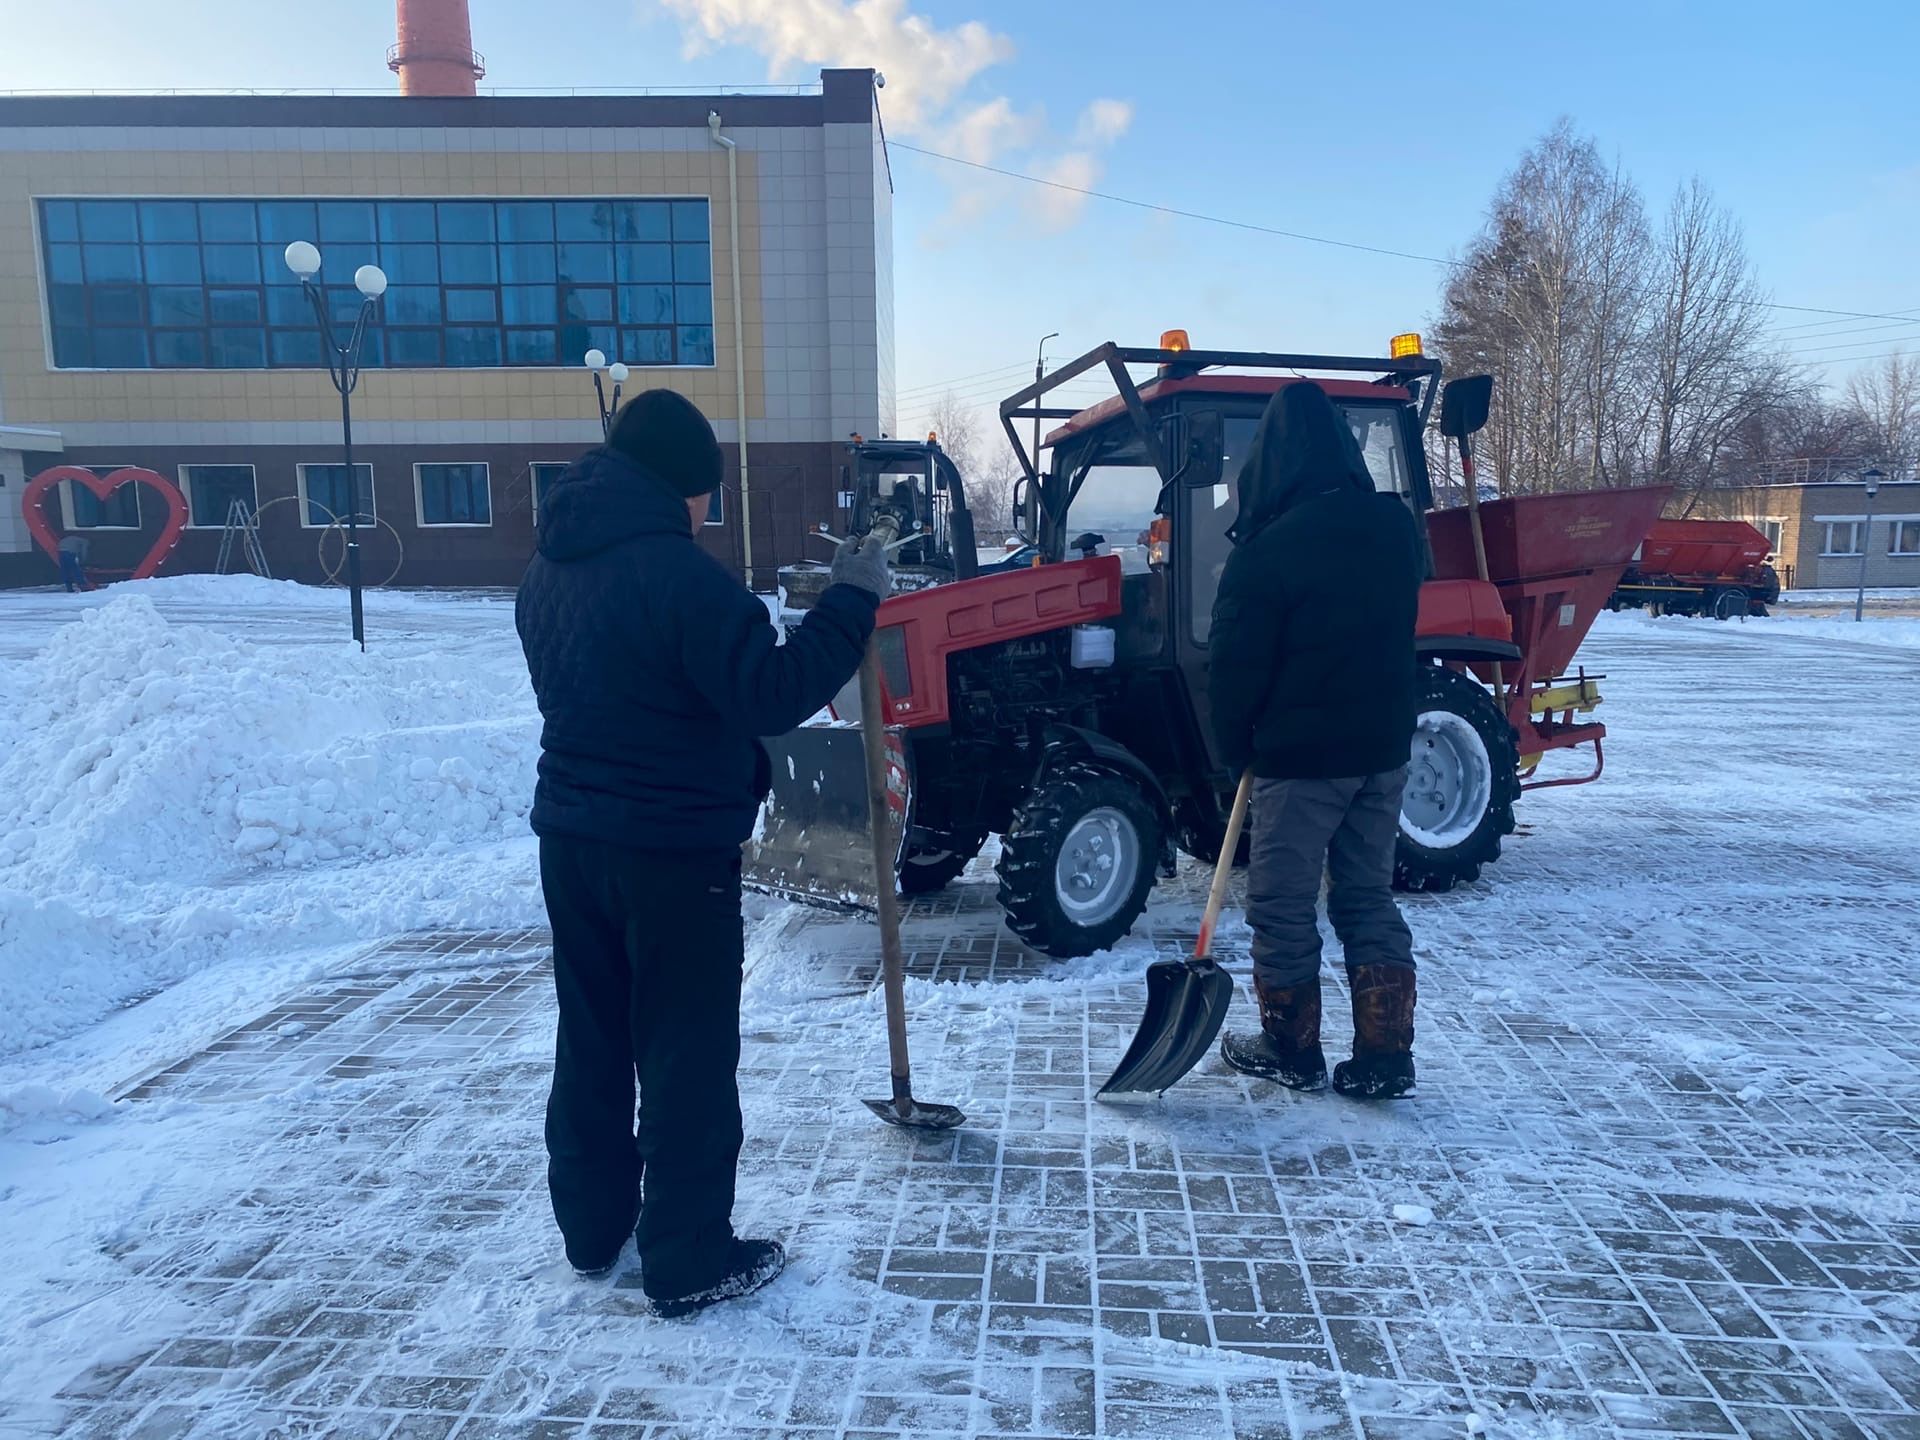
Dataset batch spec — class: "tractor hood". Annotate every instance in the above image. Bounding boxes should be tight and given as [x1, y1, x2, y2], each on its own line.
[1227, 381, 1375, 543]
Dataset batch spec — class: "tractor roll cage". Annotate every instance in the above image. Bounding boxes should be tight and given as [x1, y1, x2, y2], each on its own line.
[999, 342, 1442, 557]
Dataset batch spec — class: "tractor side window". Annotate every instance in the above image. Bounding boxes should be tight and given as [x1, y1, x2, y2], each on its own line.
[1067, 464, 1162, 573]
[1341, 405, 1411, 497]
[1187, 416, 1257, 644]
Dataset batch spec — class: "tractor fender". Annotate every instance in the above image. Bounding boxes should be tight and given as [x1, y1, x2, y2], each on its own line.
[1035, 724, 1173, 831]
[1416, 634, 1523, 665]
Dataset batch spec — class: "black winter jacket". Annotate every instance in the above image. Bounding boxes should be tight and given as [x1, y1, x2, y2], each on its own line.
[516, 447, 876, 851]
[1207, 383, 1422, 781]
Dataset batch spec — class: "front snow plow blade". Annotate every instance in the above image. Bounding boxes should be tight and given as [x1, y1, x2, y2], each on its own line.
[745, 724, 911, 912]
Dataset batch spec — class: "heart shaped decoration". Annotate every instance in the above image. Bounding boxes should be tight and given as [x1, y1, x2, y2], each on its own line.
[22, 465, 189, 582]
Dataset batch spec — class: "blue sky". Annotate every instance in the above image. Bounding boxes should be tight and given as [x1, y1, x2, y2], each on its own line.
[3, 0, 1916, 435]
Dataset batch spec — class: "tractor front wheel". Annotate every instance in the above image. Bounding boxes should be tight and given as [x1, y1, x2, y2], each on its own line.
[1394, 665, 1520, 893]
[997, 764, 1161, 957]
[897, 834, 987, 895]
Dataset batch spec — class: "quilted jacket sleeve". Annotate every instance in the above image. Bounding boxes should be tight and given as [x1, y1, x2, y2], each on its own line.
[672, 562, 878, 737]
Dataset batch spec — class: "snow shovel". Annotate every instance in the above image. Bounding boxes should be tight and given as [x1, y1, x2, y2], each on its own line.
[1095, 770, 1252, 1100]
[855, 628, 965, 1131]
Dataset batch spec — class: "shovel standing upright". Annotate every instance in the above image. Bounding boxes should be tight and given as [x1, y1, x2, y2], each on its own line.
[1096, 770, 1253, 1100]
[853, 537, 964, 1131]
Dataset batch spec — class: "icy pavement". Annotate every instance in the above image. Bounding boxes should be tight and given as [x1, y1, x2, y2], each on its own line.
[2, 593, 1919, 1439]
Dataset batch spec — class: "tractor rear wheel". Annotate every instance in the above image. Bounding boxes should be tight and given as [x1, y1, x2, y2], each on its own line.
[1394, 665, 1519, 894]
[897, 834, 987, 895]
[997, 764, 1161, 958]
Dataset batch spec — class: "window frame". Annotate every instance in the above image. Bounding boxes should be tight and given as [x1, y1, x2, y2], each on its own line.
[176, 462, 260, 529]
[704, 485, 726, 528]
[295, 462, 377, 529]
[1757, 518, 1784, 555]
[36, 194, 719, 374]
[1890, 519, 1920, 557]
[1821, 520, 1864, 557]
[58, 464, 141, 530]
[529, 461, 569, 525]
[414, 460, 494, 529]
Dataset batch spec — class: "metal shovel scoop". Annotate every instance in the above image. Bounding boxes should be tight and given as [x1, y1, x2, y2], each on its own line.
[1096, 771, 1253, 1100]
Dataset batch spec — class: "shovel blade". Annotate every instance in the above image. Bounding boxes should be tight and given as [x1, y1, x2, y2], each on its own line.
[862, 1095, 966, 1130]
[1096, 957, 1236, 1100]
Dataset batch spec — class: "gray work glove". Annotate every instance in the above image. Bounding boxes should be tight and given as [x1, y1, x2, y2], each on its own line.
[829, 533, 892, 602]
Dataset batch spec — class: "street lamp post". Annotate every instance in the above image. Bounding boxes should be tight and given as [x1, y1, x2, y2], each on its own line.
[583, 350, 630, 438]
[284, 241, 387, 651]
[1855, 466, 1884, 623]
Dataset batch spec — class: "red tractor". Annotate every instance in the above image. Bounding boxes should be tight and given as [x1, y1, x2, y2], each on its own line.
[747, 336, 1667, 958]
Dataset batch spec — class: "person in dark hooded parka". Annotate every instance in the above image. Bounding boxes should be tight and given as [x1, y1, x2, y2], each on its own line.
[1208, 381, 1423, 1098]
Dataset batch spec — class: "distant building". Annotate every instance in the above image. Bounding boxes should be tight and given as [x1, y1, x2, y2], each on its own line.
[0, 70, 894, 589]
[1706, 470, 1920, 590]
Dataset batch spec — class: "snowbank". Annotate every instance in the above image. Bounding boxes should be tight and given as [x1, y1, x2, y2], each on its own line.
[0, 594, 543, 1059]
[1597, 607, 1920, 651]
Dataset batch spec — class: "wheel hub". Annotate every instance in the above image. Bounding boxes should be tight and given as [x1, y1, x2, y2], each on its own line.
[1054, 807, 1138, 926]
[1402, 710, 1494, 848]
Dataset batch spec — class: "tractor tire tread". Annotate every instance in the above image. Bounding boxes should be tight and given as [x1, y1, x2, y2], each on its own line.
[1392, 666, 1519, 895]
[996, 763, 1160, 959]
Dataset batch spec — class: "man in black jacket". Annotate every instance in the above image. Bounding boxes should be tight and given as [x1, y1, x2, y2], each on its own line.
[516, 390, 888, 1314]
[1208, 382, 1422, 1099]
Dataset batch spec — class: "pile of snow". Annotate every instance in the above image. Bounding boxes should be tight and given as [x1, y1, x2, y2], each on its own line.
[0, 593, 543, 1059]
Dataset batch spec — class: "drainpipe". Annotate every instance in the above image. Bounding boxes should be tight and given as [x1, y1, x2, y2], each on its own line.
[708, 111, 754, 588]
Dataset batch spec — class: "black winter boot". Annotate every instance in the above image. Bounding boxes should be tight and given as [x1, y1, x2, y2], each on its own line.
[649, 1238, 786, 1319]
[1220, 975, 1328, 1091]
[1333, 963, 1416, 1099]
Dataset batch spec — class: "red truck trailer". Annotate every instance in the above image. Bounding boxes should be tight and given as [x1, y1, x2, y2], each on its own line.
[1609, 517, 1779, 619]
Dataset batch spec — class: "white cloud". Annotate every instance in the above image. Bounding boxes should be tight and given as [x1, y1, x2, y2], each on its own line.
[653, 0, 1134, 235]
[656, 0, 1011, 133]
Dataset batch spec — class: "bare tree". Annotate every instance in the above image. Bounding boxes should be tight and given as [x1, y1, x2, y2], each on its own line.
[924, 390, 1022, 543]
[1845, 352, 1920, 472]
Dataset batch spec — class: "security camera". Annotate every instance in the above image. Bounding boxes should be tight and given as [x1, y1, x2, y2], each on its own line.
[874, 73, 886, 89]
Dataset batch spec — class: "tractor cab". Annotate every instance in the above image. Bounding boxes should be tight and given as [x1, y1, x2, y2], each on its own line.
[777, 434, 978, 613]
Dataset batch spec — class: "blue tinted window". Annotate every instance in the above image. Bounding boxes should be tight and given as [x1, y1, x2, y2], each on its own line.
[417, 463, 491, 525]
[505, 329, 557, 364]
[203, 244, 262, 284]
[302, 463, 373, 525]
[42, 201, 79, 242]
[199, 203, 257, 242]
[317, 202, 377, 243]
[556, 243, 614, 283]
[42, 197, 715, 369]
[617, 244, 673, 283]
[79, 201, 139, 242]
[501, 286, 555, 324]
[678, 326, 715, 365]
[379, 202, 437, 242]
[153, 330, 207, 367]
[143, 245, 202, 284]
[497, 203, 554, 242]
[437, 203, 494, 243]
[445, 289, 497, 322]
[84, 244, 141, 282]
[153, 287, 209, 327]
[560, 286, 614, 323]
[210, 328, 267, 368]
[619, 284, 673, 325]
[675, 286, 714, 326]
[140, 201, 199, 242]
[671, 201, 709, 241]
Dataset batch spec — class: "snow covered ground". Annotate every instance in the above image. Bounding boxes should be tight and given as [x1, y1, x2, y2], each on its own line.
[2, 580, 1918, 1439]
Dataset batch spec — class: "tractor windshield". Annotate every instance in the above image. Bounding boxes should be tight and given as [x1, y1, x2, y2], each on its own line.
[1187, 402, 1413, 643]
[1060, 461, 1163, 573]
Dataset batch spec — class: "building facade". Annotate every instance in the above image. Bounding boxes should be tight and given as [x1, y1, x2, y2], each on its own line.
[0, 73, 893, 589]
[1708, 479, 1920, 591]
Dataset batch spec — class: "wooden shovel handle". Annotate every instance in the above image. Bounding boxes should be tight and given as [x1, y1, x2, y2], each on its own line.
[1194, 770, 1254, 960]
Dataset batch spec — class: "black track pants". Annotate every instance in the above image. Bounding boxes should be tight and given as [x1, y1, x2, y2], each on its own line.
[538, 835, 745, 1296]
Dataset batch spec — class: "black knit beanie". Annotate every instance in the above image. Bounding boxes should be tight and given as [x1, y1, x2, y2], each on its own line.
[607, 389, 724, 498]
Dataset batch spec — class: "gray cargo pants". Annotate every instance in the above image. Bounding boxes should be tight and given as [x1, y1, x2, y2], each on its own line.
[1247, 768, 1415, 990]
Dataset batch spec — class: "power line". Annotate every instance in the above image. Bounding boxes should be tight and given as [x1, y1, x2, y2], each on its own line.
[890, 140, 1920, 329]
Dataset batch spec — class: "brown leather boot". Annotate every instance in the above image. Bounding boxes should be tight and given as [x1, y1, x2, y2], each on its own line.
[1333, 963, 1416, 1099]
[1219, 975, 1328, 1090]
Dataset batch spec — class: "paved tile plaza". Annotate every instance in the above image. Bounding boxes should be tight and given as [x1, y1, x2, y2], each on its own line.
[29, 818, 1920, 1440]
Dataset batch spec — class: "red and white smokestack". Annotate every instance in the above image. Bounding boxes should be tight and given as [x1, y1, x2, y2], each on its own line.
[388, 0, 486, 98]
